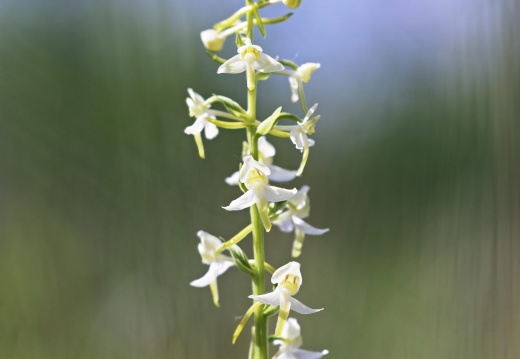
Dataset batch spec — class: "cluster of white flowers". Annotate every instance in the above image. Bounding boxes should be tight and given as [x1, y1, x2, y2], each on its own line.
[184, 1, 329, 358]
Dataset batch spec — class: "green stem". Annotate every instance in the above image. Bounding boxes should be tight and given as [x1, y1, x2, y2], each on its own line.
[251, 206, 268, 359]
[245, 41, 268, 358]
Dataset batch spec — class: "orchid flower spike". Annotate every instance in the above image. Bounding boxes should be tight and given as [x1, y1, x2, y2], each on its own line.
[190, 231, 235, 307]
[249, 261, 322, 337]
[273, 186, 329, 258]
[217, 38, 284, 90]
[273, 318, 329, 359]
[288, 63, 321, 103]
[184, 89, 219, 159]
[223, 155, 297, 231]
[225, 137, 297, 185]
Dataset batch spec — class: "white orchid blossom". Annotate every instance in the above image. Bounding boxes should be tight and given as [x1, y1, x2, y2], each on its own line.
[225, 137, 297, 185]
[287, 63, 321, 103]
[273, 318, 329, 359]
[276, 104, 320, 176]
[249, 262, 322, 336]
[190, 231, 235, 307]
[273, 186, 328, 258]
[217, 38, 284, 90]
[184, 89, 219, 159]
[223, 155, 297, 231]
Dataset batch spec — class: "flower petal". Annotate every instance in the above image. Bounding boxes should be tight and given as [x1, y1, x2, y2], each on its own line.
[188, 88, 205, 104]
[248, 290, 281, 307]
[290, 128, 307, 152]
[289, 297, 323, 314]
[258, 136, 276, 158]
[268, 164, 298, 182]
[254, 53, 285, 73]
[297, 63, 321, 83]
[292, 217, 329, 236]
[223, 189, 256, 211]
[184, 117, 206, 135]
[272, 212, 295, 233]
[291, 185, 310, 207]
[225, 171, 240, 186]
[264, 185, 297, 203]
[272, 262, 301, 285]
[303, 104, 319, 122]
[190, 262, 221, 287]
[216, 261, 235, 276]
[217, 54, 247, 74]
[204, 121, 219, 140]
[197, 230, 222, 253]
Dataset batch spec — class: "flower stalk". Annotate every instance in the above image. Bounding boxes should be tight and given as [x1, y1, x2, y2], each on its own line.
[246, 51, 269, 359]
[186, 1, 329, 358]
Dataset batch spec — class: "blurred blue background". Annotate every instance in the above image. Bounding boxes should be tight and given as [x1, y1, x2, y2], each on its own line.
[0, 0, 519, 358]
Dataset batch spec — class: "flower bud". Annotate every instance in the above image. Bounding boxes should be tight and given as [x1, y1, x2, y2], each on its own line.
[200, 29, 225, 52]
[283, 0, 301, 9]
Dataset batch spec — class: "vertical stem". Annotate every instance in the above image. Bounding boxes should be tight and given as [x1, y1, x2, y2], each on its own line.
[250, 206, 268, 359]
[245, 3, 267, 357]
[245, 42, 268, 358]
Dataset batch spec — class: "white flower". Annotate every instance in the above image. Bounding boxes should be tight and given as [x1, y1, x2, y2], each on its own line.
[276, 104, 320, 175]
[184, 89, 219, 158]
[217, 38, 284, 90]
[273, 186, 329, 258]
[225, 137, 297, 185]
[223, 155, 297, 231]
[200, 29, 225, 52]
[273, 318, 329, 359]
[288, 63, 321, 102]
[249, 262, 322, 336]
[190, 231, 234, 307]
[289, 104, 318, 153]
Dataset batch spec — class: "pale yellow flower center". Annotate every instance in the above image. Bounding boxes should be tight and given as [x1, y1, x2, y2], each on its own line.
[280, 273, 300, 295]
[245, 169, 268, 189]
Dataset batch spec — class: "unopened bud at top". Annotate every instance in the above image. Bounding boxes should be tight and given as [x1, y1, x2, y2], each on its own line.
[200, 29, 225, 52]
[283, 0, 302, 9]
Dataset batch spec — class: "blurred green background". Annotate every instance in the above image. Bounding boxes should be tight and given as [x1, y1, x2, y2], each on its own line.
[0, 0, 519, 358]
